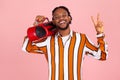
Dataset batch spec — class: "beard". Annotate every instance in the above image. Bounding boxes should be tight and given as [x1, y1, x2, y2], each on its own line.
[56, 22, 70, 30]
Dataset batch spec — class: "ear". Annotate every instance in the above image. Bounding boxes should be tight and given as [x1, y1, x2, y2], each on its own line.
[68, 16, 72, 24]
[52, 19, 55, 25]
[68, 16, 72, 21]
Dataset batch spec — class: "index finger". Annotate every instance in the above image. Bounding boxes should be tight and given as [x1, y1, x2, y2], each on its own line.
[91, 16, 96, 27]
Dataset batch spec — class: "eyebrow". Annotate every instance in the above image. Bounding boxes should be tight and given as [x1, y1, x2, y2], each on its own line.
[53, 12, 68, 16]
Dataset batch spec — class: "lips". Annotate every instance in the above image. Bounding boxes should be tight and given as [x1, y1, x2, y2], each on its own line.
[59, 20, 66, 25]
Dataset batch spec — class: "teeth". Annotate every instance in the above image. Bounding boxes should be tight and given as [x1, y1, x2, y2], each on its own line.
[59, 21, 65, 24]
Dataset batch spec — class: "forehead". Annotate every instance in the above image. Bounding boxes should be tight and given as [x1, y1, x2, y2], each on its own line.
[53, 8, 68, 15]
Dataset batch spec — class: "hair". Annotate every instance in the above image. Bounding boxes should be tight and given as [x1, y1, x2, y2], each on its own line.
[52, 6, 72, 23]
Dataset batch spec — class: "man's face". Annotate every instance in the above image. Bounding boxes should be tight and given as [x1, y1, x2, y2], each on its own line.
[52, 8, 71, 30]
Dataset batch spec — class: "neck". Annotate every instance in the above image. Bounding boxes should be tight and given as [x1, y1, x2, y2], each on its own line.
[58, 27, 70, 37]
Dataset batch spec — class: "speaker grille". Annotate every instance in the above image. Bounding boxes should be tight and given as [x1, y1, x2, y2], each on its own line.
[36, 26, 46, 38]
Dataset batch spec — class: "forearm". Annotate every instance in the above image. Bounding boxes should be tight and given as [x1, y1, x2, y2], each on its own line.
[97, 33, 108, 60]
[22, 36, 48, 54]
[22, 36, 39, 53]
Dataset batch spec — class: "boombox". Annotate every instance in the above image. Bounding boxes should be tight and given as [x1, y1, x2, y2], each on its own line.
[27, 20, 57, 41]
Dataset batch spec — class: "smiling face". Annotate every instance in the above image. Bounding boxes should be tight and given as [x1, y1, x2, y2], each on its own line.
[52, 8, 72, 30]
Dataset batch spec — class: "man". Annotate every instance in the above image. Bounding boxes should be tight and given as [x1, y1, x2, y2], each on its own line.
[22, 6, 108, 80]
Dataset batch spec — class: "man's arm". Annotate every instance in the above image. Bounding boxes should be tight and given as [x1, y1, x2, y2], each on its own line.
[22, 15, 47, 54]
[22, 36, 47, 54]
[84, 33, 108, 60]
[84, 14, 108, 60]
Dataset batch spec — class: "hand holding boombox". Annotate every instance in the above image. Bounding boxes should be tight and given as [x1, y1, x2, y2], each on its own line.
[27, 15, 57, 42]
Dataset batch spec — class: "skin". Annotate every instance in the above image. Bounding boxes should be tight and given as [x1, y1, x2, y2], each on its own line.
[33, 9, 104, 37]
[91, 14, 104, 34]
[33, 15, 46, 26]
[52, 8, 72, 36]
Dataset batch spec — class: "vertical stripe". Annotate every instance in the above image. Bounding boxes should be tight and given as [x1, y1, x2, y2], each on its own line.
[64, 43, 69, 80]
[100, 52, 106, 60]
[68, 32, 76, 80]
[77, 34, 86, 80]
[73, 33, 81, 80]
[98, 38, 106, 60]
[22, 38, 29, 52]
[98, 38, 105, 51]
[58, 36, 64, 80]
[50, 36, 55, 80]
[47, 37, 52, 80]
[55, 36, 59, 80]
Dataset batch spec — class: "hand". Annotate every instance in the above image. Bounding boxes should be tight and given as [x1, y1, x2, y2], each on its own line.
[91, 14, 104, 34]
[33, 15, 46, 26]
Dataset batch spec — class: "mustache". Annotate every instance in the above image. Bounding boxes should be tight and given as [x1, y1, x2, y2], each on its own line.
[56, 22, 70, 30]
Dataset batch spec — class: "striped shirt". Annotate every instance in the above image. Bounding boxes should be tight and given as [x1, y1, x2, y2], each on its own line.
[22, 30, 108, 80]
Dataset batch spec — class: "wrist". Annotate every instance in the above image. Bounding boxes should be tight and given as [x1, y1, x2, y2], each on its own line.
[96, 33, 105, 38]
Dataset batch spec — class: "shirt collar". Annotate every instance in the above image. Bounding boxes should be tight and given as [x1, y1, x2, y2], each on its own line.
[55, 30, 73, 37]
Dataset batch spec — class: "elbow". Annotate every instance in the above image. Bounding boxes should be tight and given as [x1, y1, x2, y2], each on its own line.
[99, 57, 107, 61]
[99, 51, 108, 61]
[22, 46, 31, 53]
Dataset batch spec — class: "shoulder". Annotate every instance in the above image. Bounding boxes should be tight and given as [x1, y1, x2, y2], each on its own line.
[73, 31, 86, 37]
[73, 31, 88, 41]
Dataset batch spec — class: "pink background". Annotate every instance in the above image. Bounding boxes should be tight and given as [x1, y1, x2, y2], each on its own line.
[0, 0, 119, 80]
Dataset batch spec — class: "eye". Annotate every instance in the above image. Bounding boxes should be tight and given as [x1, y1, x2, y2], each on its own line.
[53, 13, 69, 20]
[62, 14, 67, 18]
[53, 16, 60, 20]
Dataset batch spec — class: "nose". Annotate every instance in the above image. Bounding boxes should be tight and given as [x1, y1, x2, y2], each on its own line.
[57, 15, 64, 20]
[58, 16, 64, 21]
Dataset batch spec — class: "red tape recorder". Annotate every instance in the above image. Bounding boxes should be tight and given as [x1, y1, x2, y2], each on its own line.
[27, 18, 57, 41]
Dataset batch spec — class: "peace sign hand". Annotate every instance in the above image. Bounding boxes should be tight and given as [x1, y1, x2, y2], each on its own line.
[91, 14, 104, 34]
